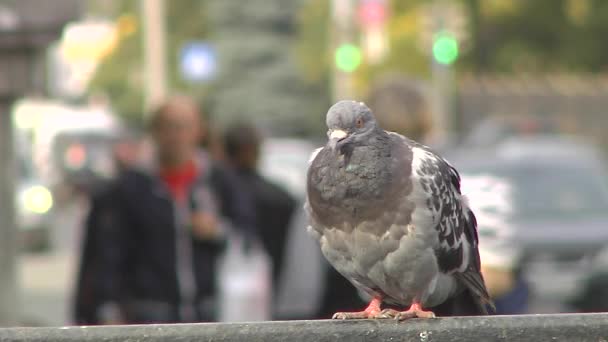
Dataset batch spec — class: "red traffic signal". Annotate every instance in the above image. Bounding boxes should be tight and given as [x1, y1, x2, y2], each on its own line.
[358, 0, 387, 26]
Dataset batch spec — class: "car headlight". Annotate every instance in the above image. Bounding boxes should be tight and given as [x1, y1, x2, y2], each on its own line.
[21, 185, 53, 214]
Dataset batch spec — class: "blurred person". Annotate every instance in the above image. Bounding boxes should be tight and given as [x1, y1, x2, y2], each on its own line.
[259, 138, 367, 320]
[366, 76, 432, 143]
[73, 128, 144, 324]
[73, 178, 119, 325]
[221, 123, 297, 298]
[460, 174, 530, 315]
[314, 268, 368, 319]
[111, 128, 146, 172]
[568, 246, 608, 313]
[202, 122, 227, 163]
[273, 208, 367, 320]
[85, 95, 252, 324]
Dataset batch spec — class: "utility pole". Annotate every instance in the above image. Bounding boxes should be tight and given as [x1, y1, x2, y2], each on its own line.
[429, 1, 450, 145]
[330, 0, 356, 102]
[141, 0, 167, 116]
[0, 92, 17, 327]
[0, 0, 79, 325]
[430, 23, 452, 143]
[424, 0, 465, 145]
[359, 0, 389, 65]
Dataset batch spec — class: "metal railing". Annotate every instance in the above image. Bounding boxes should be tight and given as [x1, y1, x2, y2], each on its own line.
[0, 313, 607, 341]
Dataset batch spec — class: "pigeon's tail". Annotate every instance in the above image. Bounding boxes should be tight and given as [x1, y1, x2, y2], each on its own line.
[452, 208, 496, 315]
[430, 287, 493, 316]
[455, 271, 496, 314]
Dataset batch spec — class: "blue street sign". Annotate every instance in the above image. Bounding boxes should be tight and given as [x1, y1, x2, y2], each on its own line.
[179, 42, 216, 82]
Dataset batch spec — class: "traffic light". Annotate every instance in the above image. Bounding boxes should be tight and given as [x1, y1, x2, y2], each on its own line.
[358, 0, 389, 65]
[335, 43, 362, 73]
[358, 0, 387, 26]
[432, 31, 459, 65]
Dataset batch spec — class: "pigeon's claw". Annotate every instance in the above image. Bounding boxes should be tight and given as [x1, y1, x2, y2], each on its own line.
[377, 309, 400, 319]
[332, 310, 377, 320]
[379, 303, 436, 321]
[332, 296, 384, 320]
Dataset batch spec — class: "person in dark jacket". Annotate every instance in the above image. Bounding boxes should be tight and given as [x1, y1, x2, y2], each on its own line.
[73, 183, 117, 325]
[222, 123, 297, 299]
[73, 130, 144, 325]
[87, 96, 253, 324]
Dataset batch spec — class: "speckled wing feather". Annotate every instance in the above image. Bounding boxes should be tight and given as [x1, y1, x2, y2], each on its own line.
[406, 139, 492, 312]
[304, 100, 496, 318]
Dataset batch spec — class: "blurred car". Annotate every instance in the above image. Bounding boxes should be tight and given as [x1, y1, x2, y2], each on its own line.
[448, 135, 608, 313]
[16, 155, 53, 253]
[52, 131, 118, 196]
[461, 115, 559, 148]
[20, 100, 123, 198]
[568, 245, 608, 312]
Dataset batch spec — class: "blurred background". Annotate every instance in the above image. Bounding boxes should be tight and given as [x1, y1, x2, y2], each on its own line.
[3, 0, 608, 326]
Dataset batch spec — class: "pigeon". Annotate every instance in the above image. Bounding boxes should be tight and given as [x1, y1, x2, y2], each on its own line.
[305, 100, 493, 320]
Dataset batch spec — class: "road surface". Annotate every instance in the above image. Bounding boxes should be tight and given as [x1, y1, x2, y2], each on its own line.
[19, 196, 86, 326]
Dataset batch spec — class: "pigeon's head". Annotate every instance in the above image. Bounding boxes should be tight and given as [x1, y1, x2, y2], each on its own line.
[325, 100, 378, 152]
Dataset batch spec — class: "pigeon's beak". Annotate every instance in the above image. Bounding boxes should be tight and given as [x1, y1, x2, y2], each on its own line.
[328, 129, 348, 151]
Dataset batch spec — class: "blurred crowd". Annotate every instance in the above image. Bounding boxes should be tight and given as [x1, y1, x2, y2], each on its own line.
[8, 0, 608, 329]
[9, 75, 605, 327]
[71, 95, 366, 324]
[61, 88, 608, 324]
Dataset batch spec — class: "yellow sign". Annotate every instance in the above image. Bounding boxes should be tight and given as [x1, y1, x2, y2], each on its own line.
[59, 18, 135, 62]
[117, 14, 137, 38]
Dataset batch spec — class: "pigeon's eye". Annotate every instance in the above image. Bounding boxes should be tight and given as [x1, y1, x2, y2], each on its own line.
[356, 118, 363, 128]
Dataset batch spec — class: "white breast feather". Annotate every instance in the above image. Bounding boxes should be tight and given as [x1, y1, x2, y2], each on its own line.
[308, 147, 323, 164]
[410, 147, 471, 258]
[409, 147, 442, 237]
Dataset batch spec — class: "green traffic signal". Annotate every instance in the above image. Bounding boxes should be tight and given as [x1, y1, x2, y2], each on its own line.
[335, 43, 362, 72]
[432, 32, 459, 65]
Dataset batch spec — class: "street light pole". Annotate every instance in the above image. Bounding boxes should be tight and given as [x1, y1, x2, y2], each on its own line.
[330, 0, 356, 102]
[0, 0, 80, 325]
[141, 0, 167, 116]
[0, 3, 26, 326]
[430, 52, 452, 144]
[429, 1, 455, 146]
[0, 97, 18, 326]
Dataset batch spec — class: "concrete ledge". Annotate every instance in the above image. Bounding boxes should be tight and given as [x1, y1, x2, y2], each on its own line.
[1, 313, 607, 342]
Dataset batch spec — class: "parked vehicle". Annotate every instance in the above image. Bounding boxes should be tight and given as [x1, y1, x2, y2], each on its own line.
[448, 135, 608, 313]
[52, 131, 118, 195]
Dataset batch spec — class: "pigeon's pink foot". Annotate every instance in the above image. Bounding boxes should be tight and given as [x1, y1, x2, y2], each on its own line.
[378, 302, 436, 320]
[332, 296, 384, 320]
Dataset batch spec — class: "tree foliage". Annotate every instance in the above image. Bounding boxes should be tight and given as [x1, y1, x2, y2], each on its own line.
[205, 0, 328, 137]
[88, 0, 210, 125]
[88, 0, 608, 129]
[296, 0, 608, 92]
[87, 0, 328, 136]
[463, 0, 608, 73]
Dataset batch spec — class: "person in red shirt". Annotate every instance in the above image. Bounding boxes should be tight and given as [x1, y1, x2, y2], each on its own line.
[80, 95, 254, 324]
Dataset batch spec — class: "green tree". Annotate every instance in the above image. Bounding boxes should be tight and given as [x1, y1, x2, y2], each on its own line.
[462, 0, 608, 73]
[295, 0, 430, 99]
[87, 2, 142, 124]
[205, 0, 328, 137]
[88, 0, 328, 136]
[296, 0, 608, 82]
[88, 0, 210, 125]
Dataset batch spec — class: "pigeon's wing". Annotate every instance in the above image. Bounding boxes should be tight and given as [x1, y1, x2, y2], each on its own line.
[447, 174, 494, 313]
[408, 142, 492, 312]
